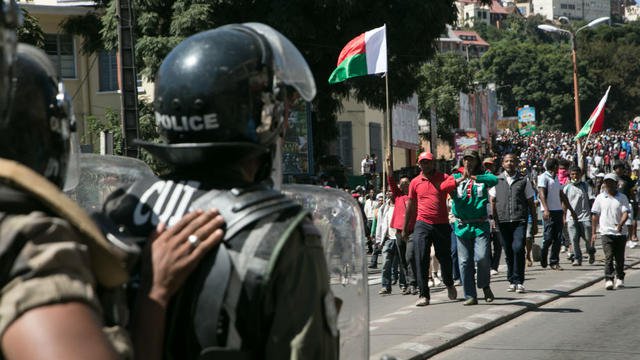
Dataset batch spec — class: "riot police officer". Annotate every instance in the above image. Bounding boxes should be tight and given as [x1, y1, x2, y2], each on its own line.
[0, 33, 223, 360]
[101, 23, 339, 359]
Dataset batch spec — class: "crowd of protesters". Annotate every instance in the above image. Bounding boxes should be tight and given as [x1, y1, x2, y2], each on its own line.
[348, 128, 639, 306]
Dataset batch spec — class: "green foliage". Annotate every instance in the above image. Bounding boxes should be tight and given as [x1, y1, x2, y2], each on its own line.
[17, 8, 44, 48]
[60, 13, 103, 54]
[417, 52, 476, 136]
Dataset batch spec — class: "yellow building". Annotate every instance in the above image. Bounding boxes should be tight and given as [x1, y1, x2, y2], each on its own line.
[19, 0, 140, 151]
[334, 97, 416, 176]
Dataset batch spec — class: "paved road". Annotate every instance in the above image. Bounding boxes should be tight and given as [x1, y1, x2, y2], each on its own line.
[367, 241, 640, 359]
[432, 264, 640, 360]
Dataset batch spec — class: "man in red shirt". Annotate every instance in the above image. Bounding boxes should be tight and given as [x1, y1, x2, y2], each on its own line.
[403, 152, 458, 306]
[386, 153, 417, 295]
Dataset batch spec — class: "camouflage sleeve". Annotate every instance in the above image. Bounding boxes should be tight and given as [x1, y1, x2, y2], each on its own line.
[263, 224, 339, 360]
[0, 212, 102, 338]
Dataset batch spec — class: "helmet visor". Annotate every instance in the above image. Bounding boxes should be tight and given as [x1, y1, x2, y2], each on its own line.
[243, 22, 316, 101]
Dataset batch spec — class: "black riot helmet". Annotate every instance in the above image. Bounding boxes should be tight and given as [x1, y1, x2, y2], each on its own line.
[0, 0, 21, 124]
[0, 44, 79, 189]
[138, 23, 316, 180]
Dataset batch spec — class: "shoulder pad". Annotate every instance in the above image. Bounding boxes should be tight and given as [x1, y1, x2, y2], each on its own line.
[190, 184, 303, 241]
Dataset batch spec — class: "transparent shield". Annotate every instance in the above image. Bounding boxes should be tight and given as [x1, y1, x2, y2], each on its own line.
[242, 23, 316, 101]
[62, 131, 80, 192]
[65, 153, 155, 211]
[282, 184, 369, 359]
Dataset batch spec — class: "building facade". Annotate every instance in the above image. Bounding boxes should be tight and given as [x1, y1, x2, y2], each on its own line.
[531, 0, 611, 21]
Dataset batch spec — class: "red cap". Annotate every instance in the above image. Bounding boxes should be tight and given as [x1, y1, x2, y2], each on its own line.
[417, 152, 434, 162]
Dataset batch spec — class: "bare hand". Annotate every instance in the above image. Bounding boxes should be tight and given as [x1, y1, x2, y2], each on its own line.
[543, 210, 550, 221]
[145, 209, 225, 307]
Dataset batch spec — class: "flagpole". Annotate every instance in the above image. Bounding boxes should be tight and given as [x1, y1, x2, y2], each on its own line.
[384, 24, 391, 196]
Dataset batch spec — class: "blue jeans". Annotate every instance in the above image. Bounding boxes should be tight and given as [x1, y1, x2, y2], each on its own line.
[457, 232, 491, 299]
[382, 238, 406, 289]
[411, 221, 453, 298]
[542, 211, 564, 267]
[498, 221, 527, 285]
[451, 226, 460, 281]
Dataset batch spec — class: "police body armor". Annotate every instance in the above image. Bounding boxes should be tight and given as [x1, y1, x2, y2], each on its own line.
[102, 174, 315, 359]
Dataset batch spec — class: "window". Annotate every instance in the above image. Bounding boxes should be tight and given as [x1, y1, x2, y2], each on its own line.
[337, 122, 353, 170]
[44, 34, 76, 79]
[98, 50, 118, 92]
[369, 123, 382, 167]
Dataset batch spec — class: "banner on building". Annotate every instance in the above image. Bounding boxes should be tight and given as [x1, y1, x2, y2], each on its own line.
[517, 105, 536, 123]
[454, 129, 479, 160]
[392, 93, 420, 150]
[459, 92, 471, 129]
[283, 100, 312, 175]
[497, 117, 519, 130]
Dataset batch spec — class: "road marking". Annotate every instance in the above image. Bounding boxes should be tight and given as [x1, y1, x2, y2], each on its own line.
[371, 317, 395, 324]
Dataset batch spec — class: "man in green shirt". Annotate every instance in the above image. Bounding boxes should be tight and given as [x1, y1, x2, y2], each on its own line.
[451, 150, 498, 305]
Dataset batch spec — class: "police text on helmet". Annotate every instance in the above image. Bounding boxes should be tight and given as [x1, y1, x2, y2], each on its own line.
[155, 111, 219, 132]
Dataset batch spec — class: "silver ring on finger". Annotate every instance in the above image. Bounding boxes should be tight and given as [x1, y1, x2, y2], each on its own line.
[187, 234, 200, 248]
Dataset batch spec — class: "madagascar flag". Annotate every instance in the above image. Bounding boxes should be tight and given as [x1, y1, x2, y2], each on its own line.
[328, 25, 387, 84]
[575, 86, 611, 140]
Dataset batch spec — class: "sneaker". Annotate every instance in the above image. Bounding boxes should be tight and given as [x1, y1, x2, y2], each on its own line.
[378, 287, 391, 295]
[572, 260, 581, 266]
[516, 284, 525, 293]
[507, 284, 516, 292]
[567, 253, 575, 261]
[391, 279, 398, 285]
[561, 245, 567, 253]
[614, 278, 624, 289]
[410, 285, 419, 295]
[605, 280, 614, 290]
[415, 297, 429, 307]
[368, 264, 377, 269]
[540, 258, 548, 268]
[490, 269, 499, 275]
[463, 297, 478, 306]
[447, 285, 457, 300]
[588, 253, 596, 264]
[401, 287, 411, 295]
[483, 287, 495, 302]
[433, 276, 443, 287]
[428, 278, 435, 288]
[453, 279, 462, 286]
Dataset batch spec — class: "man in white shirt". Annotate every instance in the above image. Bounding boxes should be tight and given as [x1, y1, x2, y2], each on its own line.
[361, 154, 371, 175]
[592, 173, 630, 290]
[538, 158, 577, 270]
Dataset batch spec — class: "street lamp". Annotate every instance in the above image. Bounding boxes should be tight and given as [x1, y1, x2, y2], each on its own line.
[538, 17, 609, 168]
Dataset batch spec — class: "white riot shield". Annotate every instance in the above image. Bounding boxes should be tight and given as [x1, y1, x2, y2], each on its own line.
[66, 153, 156, 211]
[282, 184, 369, 359]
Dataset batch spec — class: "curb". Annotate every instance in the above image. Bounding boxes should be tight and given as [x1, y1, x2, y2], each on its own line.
[371, 254, 640, 360]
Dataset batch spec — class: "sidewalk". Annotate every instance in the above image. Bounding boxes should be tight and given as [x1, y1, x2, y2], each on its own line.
[367, 241, 640, 360]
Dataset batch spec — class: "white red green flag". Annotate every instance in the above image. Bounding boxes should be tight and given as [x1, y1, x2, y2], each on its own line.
[328, 25, 387, 84]
[575, 86, 611, 140]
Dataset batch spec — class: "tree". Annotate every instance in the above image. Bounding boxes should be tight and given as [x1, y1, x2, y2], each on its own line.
[95, 0, 459, 166]
[417, 52, 476, 138]
[17, 8, 44, 48]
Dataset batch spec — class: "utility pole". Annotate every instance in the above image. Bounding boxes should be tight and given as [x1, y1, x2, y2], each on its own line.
[116, 0, 139, 157]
